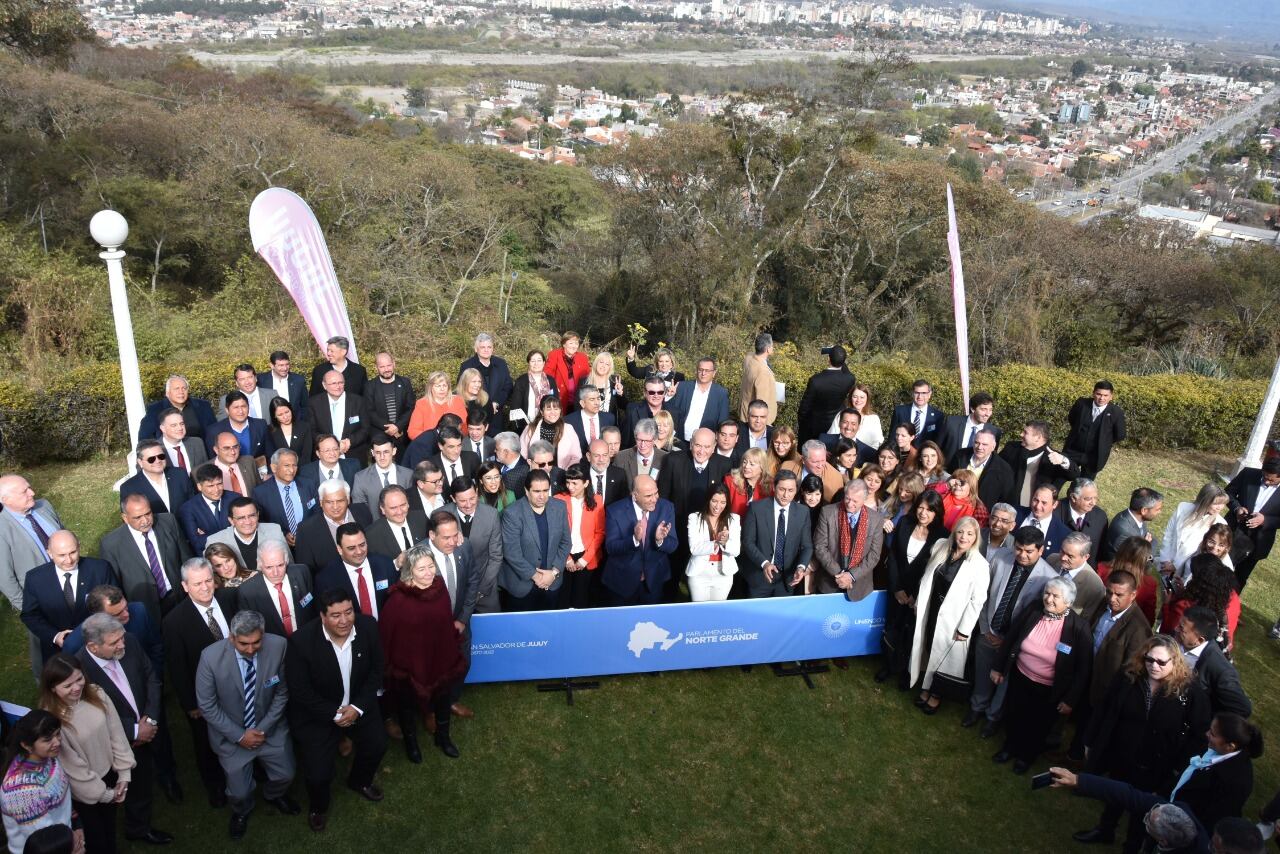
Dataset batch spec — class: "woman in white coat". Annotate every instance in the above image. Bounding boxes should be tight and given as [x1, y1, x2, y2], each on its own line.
[1158, 483, 1229, 584]
[908, 516, 990, 715]
[686, 485, 741, 602]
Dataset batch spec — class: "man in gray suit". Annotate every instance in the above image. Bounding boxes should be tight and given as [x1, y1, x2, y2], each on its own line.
[445, 477, 503, 614]
[614, 419, 667, 491]
[196, 609, 298, 840]
[205, 497, 291, 571]
[218, 364, 279, 422]
[351, 436, 413, 521]
[99, 494, 192, 625]
[741, 470, 813, 598]
[0, 474, 62, 675]
[1048, 531, 1106, 619]
[812, 479, 885, 601]
[964, 527, 1055, 737]
[1100, 486, 1163, 562]
[498, 469, 571, 611]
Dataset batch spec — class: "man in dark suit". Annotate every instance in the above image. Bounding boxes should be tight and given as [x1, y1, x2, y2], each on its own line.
[565, 385, 619, 456]
[937, 392, 1003, 465]
[301, 434, 360, 490]
[498, 470, 571, 611]
[253, 449, 319, 545]
[21, 530, 116, 666]
[431, 426, 481, 495]
[1100, 487, 1164, 562]
[313, 525, 397, 620]
[63, 585, 164, 680]
[494, 432, 531, 497]
[178, 464, 240, 553]
[602, 475, 678, 606]
[162, 556, 237, 808]
[364, 352, 414, 456]
[137, 374, 216, 443]
[951, 429, 1017, 511]
[1174, 607, 1251, 718]
[664, 358, 730, 446]
[1056, 477, 1109, 561]
[155, 407, 208, 479]
[458, 333, 513, 437]
[406, 460, 448, 517]
[217, 365, 278, 423]
[292, 480, 374, 576]
[741, 470, 813, 597]
[365, 485, 428, 560]
[657, 428, 732, 596]
[998, 420, 1078, 509]
[464, 408, 495, 461]
[259, 351, 309, 421]
[1224, 457, 1280, 589]
[309, 371, 373, 466]
[1064, 380, 1127, 479]
[1016, 485, 1072, 557]
[195, 610, 298, 840]
[1073, 568, 1152, 760]
[819, 408, 877, 465]
[445, 478, 504, 614]
[890, 379, 946, 449]
[285, 589, 387, 832]
[713, 421, 742, 468]
[812, 479, 885, 601]
[205, 392, 273, 462]
[120, 440, 195, 517]
[78, 613, 173, 845]
[99, 494, 192, 625]
[424, 511, 479, 716]
[584, 440, 628, 507]
[623, 377, 670, 447]
[797, 346, 856, 444]
[309, 335, 368, 398]
[735, 400, 774, 459]
[236, 540, 316, 638]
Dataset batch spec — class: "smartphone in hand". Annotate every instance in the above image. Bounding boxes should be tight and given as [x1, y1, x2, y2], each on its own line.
[1031, 772, 1053, 791]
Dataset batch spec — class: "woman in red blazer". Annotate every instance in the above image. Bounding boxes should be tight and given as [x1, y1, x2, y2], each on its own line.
[724, 448, 773, 517]
[556, 462, 606, 609]
[545, 331, 591, 414]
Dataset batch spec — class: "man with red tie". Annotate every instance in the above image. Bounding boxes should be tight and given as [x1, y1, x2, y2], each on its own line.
[234, 541, 316, 639]
[313, 525, 397, 621]
[211, 431, 259, 498]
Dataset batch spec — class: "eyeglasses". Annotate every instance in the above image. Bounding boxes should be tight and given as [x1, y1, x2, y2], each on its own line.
[142, 454, 165, 463]
[1144, 656, 1171, 667]
[646, 390, 665, 397]
[533, 461, 554, 469]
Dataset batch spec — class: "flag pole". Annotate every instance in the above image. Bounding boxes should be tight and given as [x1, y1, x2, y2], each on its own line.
[946, 184, 971, 415]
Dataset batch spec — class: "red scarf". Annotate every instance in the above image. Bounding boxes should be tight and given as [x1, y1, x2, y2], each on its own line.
[839, 507, 871, 571]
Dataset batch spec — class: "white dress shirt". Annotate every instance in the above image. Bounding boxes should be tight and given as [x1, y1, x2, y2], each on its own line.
[343, 560, 378, 619]
[1253, 483, 1278, 514]
[145, 472, 171, 512]
[683, 385, 711, 442]
[427, 544, 459, 610]
[271, 373, 291, 403]
[323, 625, 360, 714]
[163, 441, 191, 474]
[192, 596, 230, 637]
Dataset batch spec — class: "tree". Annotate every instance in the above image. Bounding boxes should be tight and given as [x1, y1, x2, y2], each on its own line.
[664, 93, 684, 118]
[1106, 80, 1124, 96]
[948, 152, 983, 183]
[0, 0, 93, 63]
[1070, 60, 1090, 79]
[1094, 100, 1108, 120]
[405, 86, 427, 109]
[617, 103, 638, 123]
[922, 124, 951, 147]
[1248, 181, 1275, 204]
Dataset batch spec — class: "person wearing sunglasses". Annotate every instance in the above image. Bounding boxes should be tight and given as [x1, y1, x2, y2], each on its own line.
[120, 440, 195, 517]
[1073, 635, 1210, 852]
[623, 380, 670, 448]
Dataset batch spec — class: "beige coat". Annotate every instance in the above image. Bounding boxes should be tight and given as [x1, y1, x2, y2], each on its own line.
[738, 355, 777, 424]
[56, 686, 135, 805]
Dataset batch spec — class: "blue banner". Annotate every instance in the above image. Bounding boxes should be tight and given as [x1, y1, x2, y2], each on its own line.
[465, 592, 886, 683]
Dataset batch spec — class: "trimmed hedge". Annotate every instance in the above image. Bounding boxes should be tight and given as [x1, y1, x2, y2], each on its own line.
[0, 350, 1266, 465]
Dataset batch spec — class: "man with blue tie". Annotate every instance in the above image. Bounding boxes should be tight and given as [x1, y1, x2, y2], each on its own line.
[253, 449, 318, 547]
[0, 474, 64, 676]
[890, 379, 947, 449]
[178, 464, 241, 553]
[21, 530, 117, 667]
[741, 470, 813, 597]
[602, 475, 678, 606]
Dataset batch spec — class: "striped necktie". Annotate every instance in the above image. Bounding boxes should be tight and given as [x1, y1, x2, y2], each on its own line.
[242, 656, 257, 729]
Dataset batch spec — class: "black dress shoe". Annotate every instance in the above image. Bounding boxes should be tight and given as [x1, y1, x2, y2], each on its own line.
[404, 736, 423, 764]
[348, 783, 384, 803]
[266, 795, 301, 815]
[435, 733, 460, 759]
[913, 695, 929, 708]
[208, 790, 228, 809]
[873, 666, 890, 682]
[1011, 760, 1030, 775]
[980, 719, 1000, 739]
[229, 813, 249, 841]
[992, 750, 1011, 764]
[308, 812, 327, 833]
[159, 778, 184, 805]
[125, 829, 175, 845]
[920, 701, 940, 716]
[961, 709, 982, 728]
[1072, 828, 1115, 845]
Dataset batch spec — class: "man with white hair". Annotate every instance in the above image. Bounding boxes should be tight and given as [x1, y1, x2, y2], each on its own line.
[308, 371, 372, 465]
[162, 557, 239, 809]
[1055, 477, 1109, 560]
[235, 540, 316, 638]
[137, 374, 216, 442]
[493, 431, 530, 496]
[292, 479, 373, 575]
[813, 479, 885, 600]
[459, 332, 513, 436]
[781, 440, 844, 503]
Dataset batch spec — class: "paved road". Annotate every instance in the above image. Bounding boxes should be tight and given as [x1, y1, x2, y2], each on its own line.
[1036, 86, 1280, 218]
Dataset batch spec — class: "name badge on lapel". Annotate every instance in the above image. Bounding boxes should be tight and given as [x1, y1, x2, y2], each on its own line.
[305, 498, 317, 510]
[375, 579, 389, 591]
[348, 415, 361, 425]
[299, 592, 313, 608]
[265, 675, 281, 688]
[1055, 642, 1073, 655]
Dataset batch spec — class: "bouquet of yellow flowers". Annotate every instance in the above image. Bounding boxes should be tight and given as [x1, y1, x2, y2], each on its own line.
[627, 323, 648, 349]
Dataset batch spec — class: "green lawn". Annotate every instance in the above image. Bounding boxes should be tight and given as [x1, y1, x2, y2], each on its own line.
[2, 447, 1278, 853]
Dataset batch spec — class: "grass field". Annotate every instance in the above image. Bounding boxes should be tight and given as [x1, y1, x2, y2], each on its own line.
[1, 447, 1277, 853]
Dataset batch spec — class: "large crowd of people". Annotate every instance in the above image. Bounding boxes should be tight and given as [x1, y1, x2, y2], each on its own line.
[0, 331, 1275, 853]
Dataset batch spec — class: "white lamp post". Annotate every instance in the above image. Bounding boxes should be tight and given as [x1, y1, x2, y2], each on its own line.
[89, 210, 146, 477]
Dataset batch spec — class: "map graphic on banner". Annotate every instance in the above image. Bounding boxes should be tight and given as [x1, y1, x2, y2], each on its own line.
[248, 187, 358, 363]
